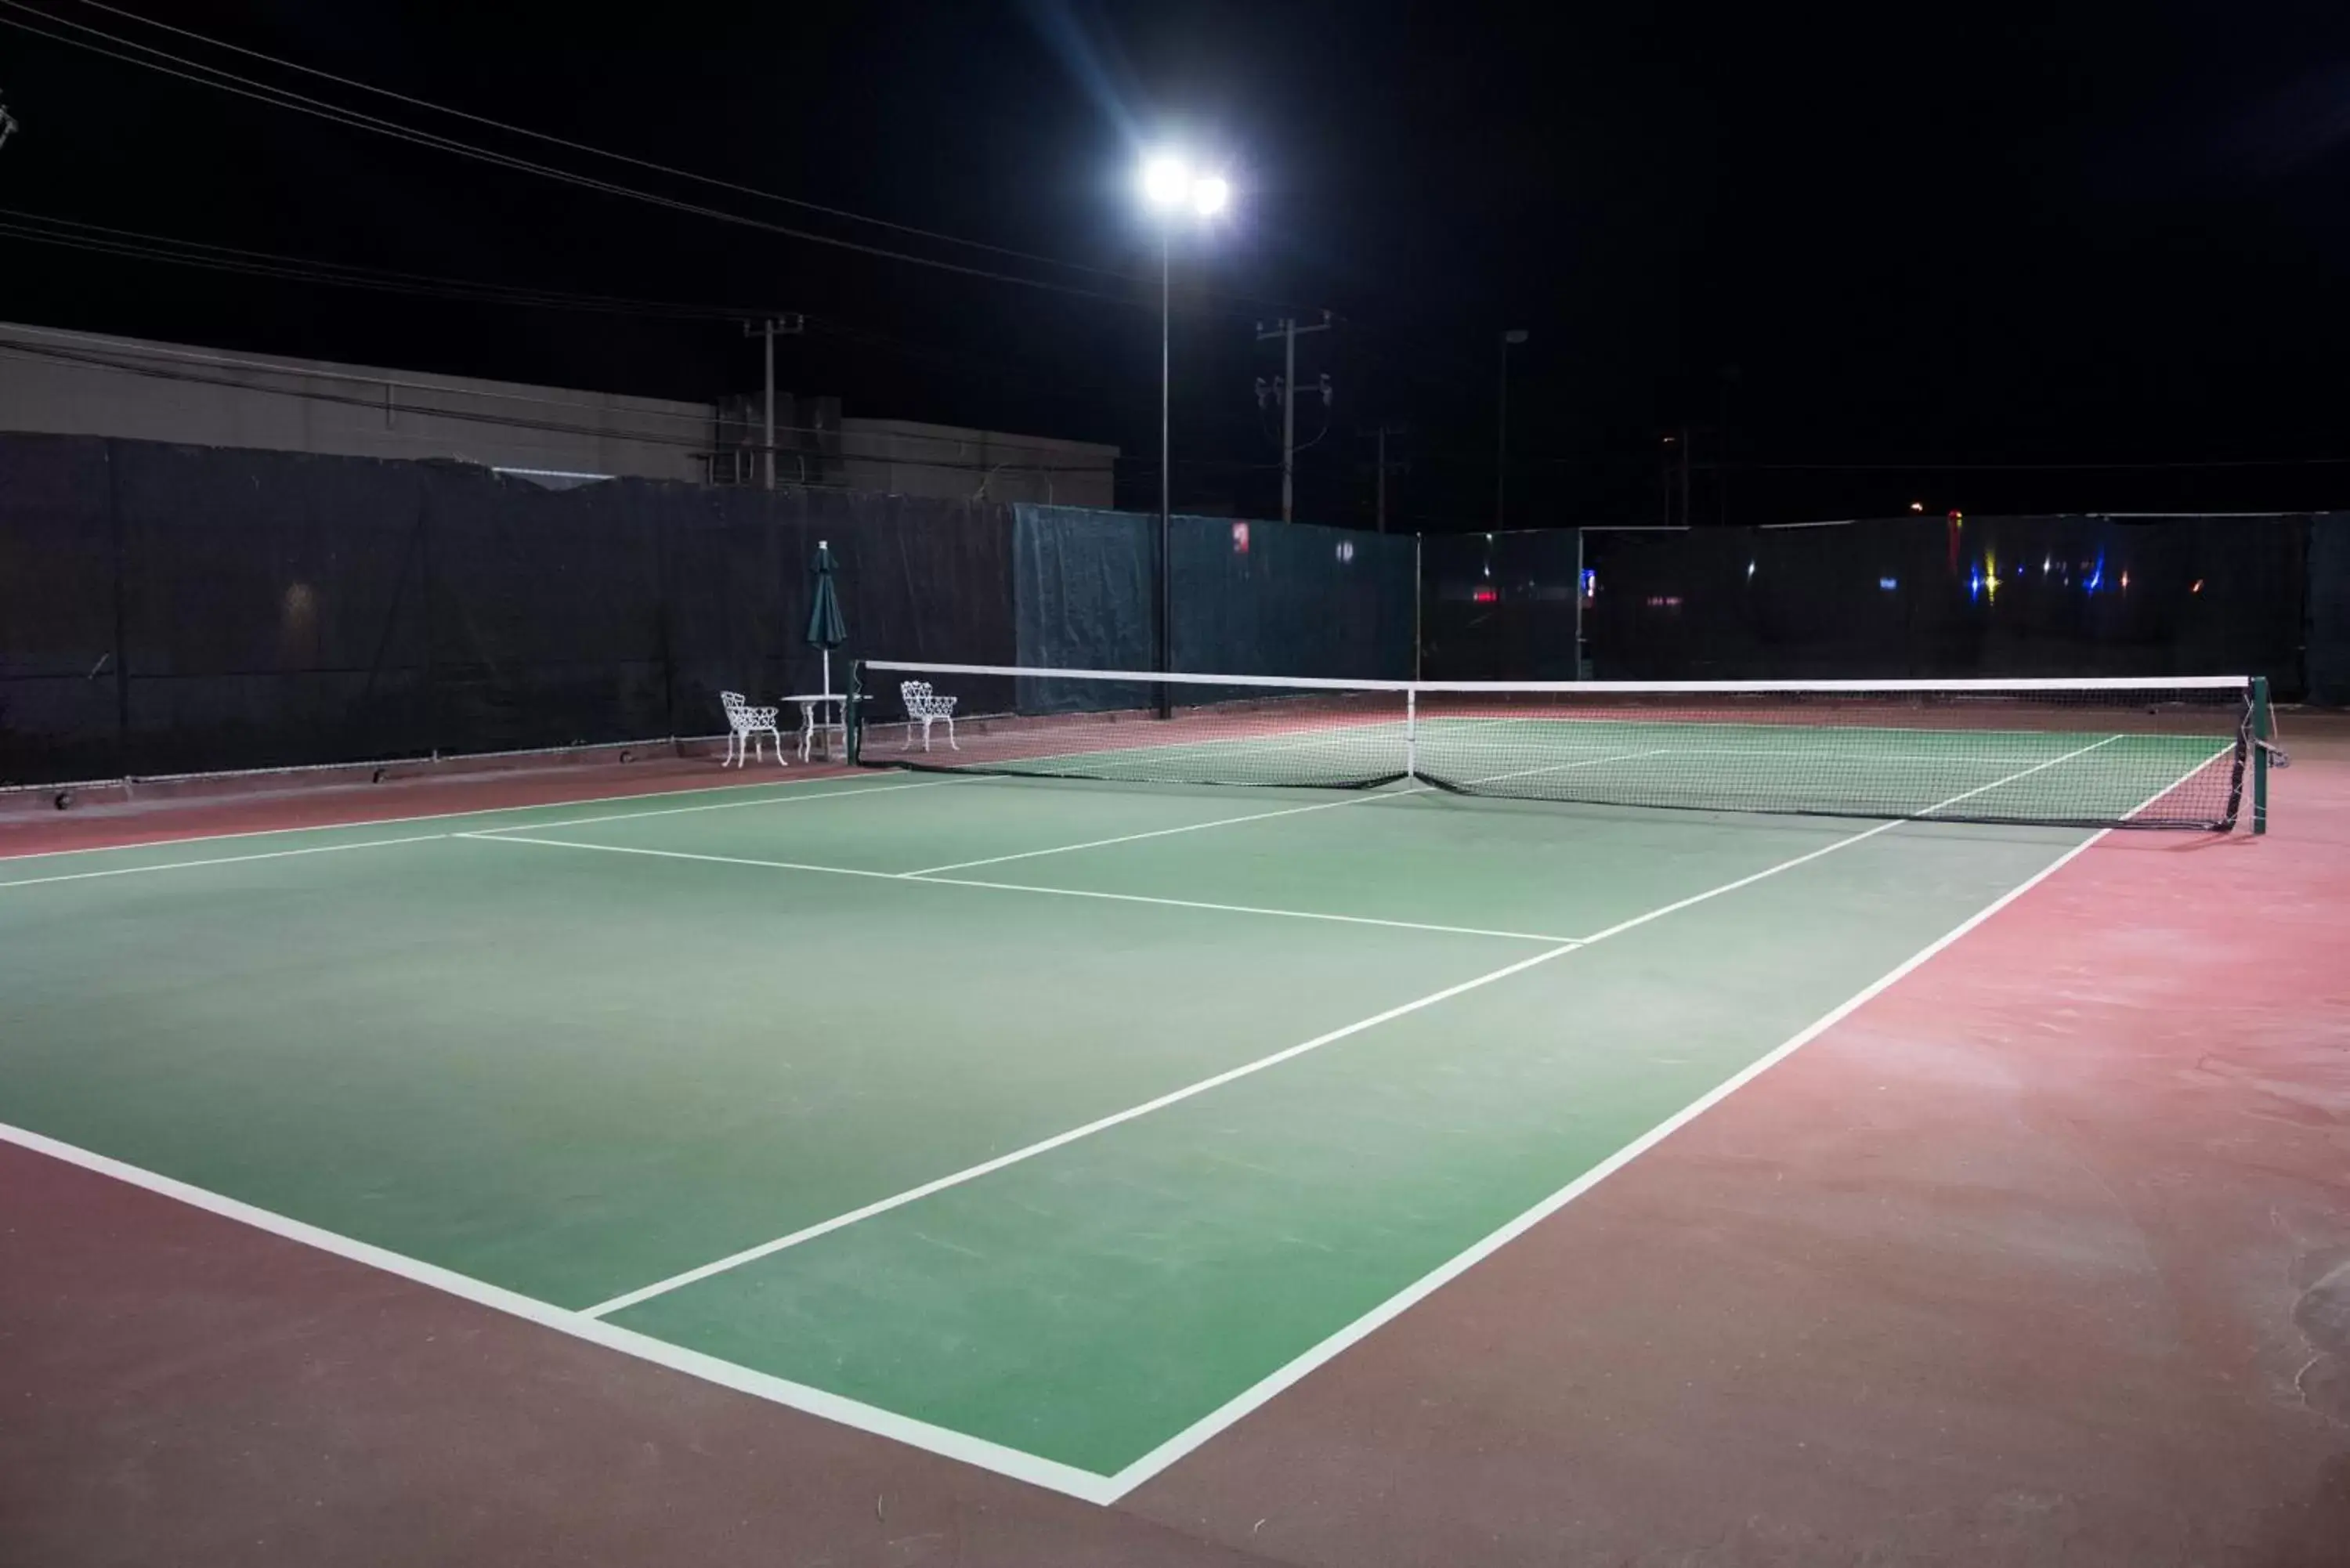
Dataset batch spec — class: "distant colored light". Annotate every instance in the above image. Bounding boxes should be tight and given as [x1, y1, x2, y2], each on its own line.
[2120, 569, 2129, 591]
[1231, 521, 1249, 554]
[2042, 555, 2052, 573]
[2192, 578, 2204, 594]
[1472, 586, 1499, 603]
[1335, 539, 1354, 564]
[1910, 501, 1925, 512]
[1878, 576, 1899, 591]
[1969, 569, 1983, 602]
[1948, 510, 1964, 524]
[1644, 594, 1683, 609]
[1746, 560, 1756, 578]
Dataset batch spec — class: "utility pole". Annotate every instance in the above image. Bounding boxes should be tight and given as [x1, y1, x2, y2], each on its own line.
[1256, 312, 1334, 523]
[1496, 329, 1529, 529]
[1717, 364, 1740, 529]
[744, 315, 804, 490]
[1361, 421, 1408, 533]
[1679, 426, 1693, 528]
[1159, 227, 1171, 714]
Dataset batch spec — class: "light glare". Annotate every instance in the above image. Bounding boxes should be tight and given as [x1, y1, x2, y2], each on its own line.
[1141, 154, 1189, 208]
[1192, 174, 1231, 215]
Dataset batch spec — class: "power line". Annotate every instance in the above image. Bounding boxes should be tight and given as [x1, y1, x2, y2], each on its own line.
[0, 204, 1227, 424]
[0, 2, 1324, 320]
[0, 208, 785, 320]
[1730, 456, 2350, 472]
[60, 0, 1148, 287]
[0, 331, 1281, 477]
[0, 2, 1148, 305]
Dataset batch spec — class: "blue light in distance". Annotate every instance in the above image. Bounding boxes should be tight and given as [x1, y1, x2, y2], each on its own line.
[1878, 576, 1899, 591]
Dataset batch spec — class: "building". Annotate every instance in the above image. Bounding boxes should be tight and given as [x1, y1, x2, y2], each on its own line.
[838, 417, 1115, 508]
[0, 321, 1117, 504]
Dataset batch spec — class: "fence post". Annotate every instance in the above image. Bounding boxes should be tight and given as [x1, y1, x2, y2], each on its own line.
[106, 440, 129, 780]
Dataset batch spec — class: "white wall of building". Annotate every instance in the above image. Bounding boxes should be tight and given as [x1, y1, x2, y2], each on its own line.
[839, 417, 1118, 509]
[0, 323, 719, 482]
[0, 323, 1120, 504]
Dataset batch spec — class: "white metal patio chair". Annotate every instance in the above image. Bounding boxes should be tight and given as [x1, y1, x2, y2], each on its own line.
[719, 690, 786, 767]
[900, 680, 960, 751]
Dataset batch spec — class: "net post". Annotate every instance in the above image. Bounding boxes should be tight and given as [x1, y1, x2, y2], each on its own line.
[1405, 686, 1419, 782]
[846, 660, 865, 767]
[2251, 674, 2271, 836]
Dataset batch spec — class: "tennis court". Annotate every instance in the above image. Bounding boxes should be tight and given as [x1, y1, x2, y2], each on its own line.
[0, 676, 2275, 1503]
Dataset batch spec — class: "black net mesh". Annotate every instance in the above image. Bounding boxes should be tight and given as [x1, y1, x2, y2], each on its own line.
[855, 663, 2255, 832]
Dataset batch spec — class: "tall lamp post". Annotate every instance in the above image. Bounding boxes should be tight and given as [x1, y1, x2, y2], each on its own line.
[1496, 327, 1528, 529]
[1140, 152, 1229, 714]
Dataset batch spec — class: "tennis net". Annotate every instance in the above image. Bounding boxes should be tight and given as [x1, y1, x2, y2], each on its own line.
[851, 663, 2269, 831]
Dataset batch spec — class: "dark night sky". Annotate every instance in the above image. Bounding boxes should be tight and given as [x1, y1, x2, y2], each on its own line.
[3, 0, 2348, 529]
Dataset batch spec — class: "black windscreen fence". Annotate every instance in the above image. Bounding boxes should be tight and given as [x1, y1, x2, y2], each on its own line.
[2309, 515, 2350, 706]
[0, 435, 1017, 786]
[1009, 504, 1414, 717]
[2, 435, 2332, 789]
[1580, 515, 2321, 695]
[1, 439, 1418, 787]
[1416, 529, 1584, 681]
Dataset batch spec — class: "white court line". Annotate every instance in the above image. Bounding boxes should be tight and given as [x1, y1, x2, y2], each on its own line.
[0, 768, 920, 867]
[462, 775, 972, 836]
[576, 735, 2130, 1321]
[897, 790, 1388, 876]
[579, 938, 1589, 1320]
[0, 831, 451, 891]
[1452, 746, 1677, 786]
[899, 746, 1676, 876]
[913, 873, 1576, 943]
[0, 1121, 1122, 1505]
[0, 739, 2211, 1503]
[1094, 742, 2195, 1500]
[0, 778, 956, 891]
[458, 832, 1580, 944]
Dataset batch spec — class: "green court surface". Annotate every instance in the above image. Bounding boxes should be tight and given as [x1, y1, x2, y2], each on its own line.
[0, 767, 2146, 1495]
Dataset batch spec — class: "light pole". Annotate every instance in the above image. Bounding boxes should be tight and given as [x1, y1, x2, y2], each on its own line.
[1139, 152, 1229, 714]
[1496, 328, 1528, 529]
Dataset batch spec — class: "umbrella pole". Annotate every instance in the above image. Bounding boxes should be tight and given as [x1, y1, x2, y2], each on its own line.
[822, 649, 832, 697]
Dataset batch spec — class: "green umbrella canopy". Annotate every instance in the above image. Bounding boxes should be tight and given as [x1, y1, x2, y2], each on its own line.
[805, 539, 847, 649]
